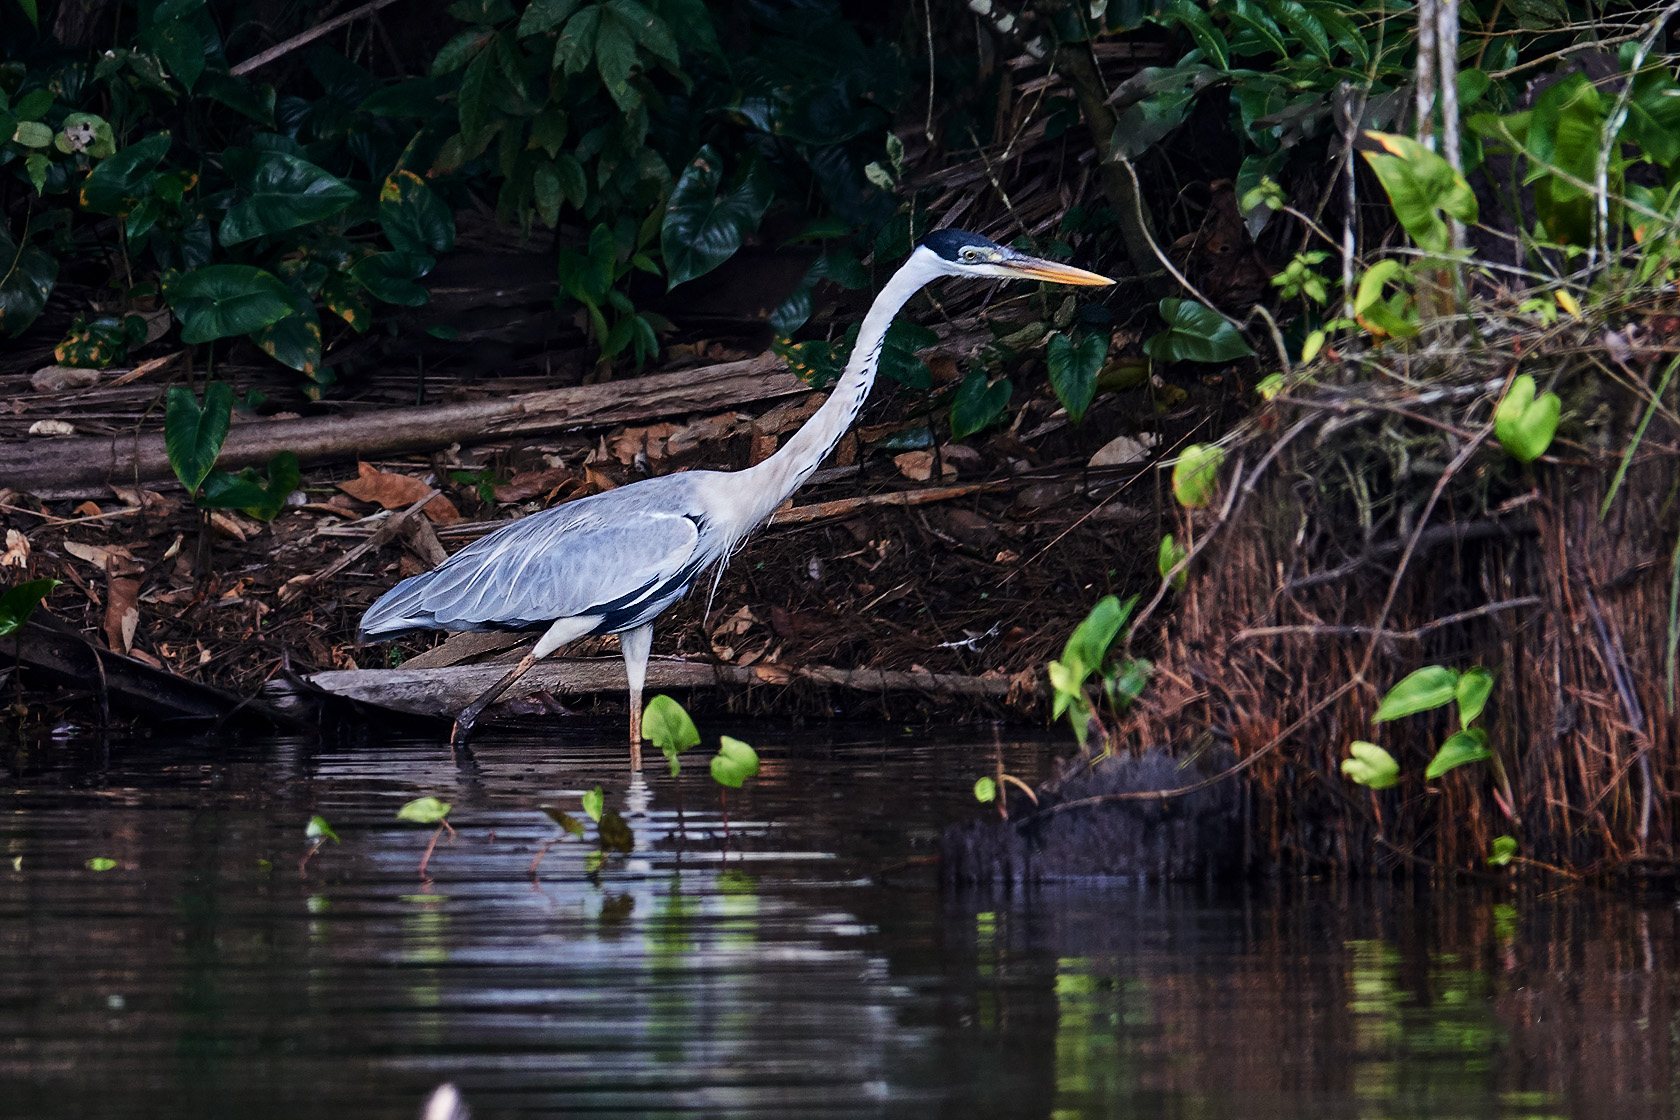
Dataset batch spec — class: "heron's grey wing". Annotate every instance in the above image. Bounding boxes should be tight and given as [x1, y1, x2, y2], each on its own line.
[360, 500, 702, 634]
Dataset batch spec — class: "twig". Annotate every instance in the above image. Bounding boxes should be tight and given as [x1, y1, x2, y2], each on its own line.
[1232, 596, 1544, 643]
[230, 0, 407, 76]
[279, 490, 439, 601]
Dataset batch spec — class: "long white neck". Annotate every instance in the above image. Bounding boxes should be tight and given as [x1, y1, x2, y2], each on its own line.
[735, 250, 944, 529]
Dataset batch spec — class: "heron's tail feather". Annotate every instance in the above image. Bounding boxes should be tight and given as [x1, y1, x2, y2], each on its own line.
[358, 571, 442, 640]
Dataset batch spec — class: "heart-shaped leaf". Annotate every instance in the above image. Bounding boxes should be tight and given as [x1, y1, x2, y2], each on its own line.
[379, 170, 455, 257]
[1374, 665, 1459, 722]
[164, 381, 232, 494]
[1425, 728, 1493, 780]
[202, 451, 300, 521]
[879, 320, 939, 389]
[974, 776, 997, 803]
[1144, 298, 1253, 364]
[1494, 374, 1560, 463]
[1341, 741, 1399, 789]
[1171, 443, 1224, 508]
[949, 370, 1011, 440]
[1455, 667, 1495, 727]
[0, 226, 58, 338]
[1362, 131, 1479, 253]
[219, 150, 358, 245]
[305, 815, 340, 844]
[0, 578, 60, 637]
[1157, 533, 1189, 590]
[598, 808, 635, 852]
[78, 131, 172, 216]
[643, 693, 700, 775]
[170, 265, 295, 343]
[397, 796, 452, 824]
[1047, 330, 1107, 424]
[710, 735, 760, 788]
[351, 251, 433, 306]
[582, 785, 604, 823]
[662, 145, 771, 289]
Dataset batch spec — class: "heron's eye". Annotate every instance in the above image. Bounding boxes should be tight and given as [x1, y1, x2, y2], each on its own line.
[960, 247, 979, 262]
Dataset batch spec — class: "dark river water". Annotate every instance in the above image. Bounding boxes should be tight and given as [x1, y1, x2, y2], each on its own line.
[0, 724, 1675, 1119]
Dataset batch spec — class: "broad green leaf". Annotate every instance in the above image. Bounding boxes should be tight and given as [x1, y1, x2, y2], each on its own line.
[642, 693, 700, 775]
[1063, 594, 1135, 678]
[1456, 667, 1495, 727]
[350, 251, 433, 306]
[219, 150, 358, 245]
[0, 226, 58, 338]
[397, 796, 452, 824]
[1157, 534, 1189, 590]
[1272, 0, 1330, 59]
[949, 370, 1011, 440]
[16, 0, 37, 27]
[1224, 0, 1288, 57]
[710, 735, 760, 788]
[541, 806, 586, 836]
[518, 0, 581, 35]
[614, 0, 677, 64]
[598, 808, 635, 852]
[251, 303, 323, 376]
[164, 381, 232, 493]
[1493, 374, 1560, 463]
[1425, 728, 1493, 780]
[78, 132, 172, 216]
[201, 451, 300, 521]
[1374, 665, 1460, 722]
[146, 18, 205, 89]
[1107, 657, 1153, 708]
[1159, 0, 1229, 68]
[0, 579, 59, 637]
[1341, 741, 1399, 789]
[974, 776, 997, 803]
[1362, 132, 1478, 254]
[1171, 443, 1224, 508]
[1110, 66, 1212, 159]
[661, 144, 771, 289]
[12, 120, 51, 148]
[595, 7, 639, 109]
[1487, 834, 1518, 867]
[1145, 298, 1253, 363]
[1046, 330, 1106, 424]
[54, 111, 116, 159]
[879, 320, 939, 389]
[170, 265, 295, 343]
[582, 785, 604, 822]
[555, 6, 600, 73]
[379, 170, 455, 257]
[306, 815, 340, 844]
[198, 72, 277, 125]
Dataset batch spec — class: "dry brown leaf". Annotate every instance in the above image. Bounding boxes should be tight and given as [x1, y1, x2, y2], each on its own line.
[104, 575, 140, 653]
[609, 422, 680, 465]
[667, 412, 748, 457]
[63, 540, 140, 573]
[1088, 432, 1156, 467]
[1, 529, 29, 569]
[30, 365, 100, 392]
[108, 350, 185, 387]
[924, 353, 962, 384]
[492, 467, 573, 503]
[72, 501, 102, 517]
[338, 463, 459, 523]
[28, 419, 75, 437]
[208, 511, 249, 542]
[753, 393, 825, 436]
[893, 451, 955, 482]
[110, 486, 172, 516]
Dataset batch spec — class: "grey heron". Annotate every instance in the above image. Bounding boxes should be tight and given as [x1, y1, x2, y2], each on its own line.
[359, 229, 1113, 766]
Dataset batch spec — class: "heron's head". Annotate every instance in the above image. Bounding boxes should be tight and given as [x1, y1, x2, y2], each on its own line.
[915, 229, 1114, 286]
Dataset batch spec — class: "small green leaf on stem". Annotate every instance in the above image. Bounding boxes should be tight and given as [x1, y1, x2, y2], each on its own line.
[1341, 741, 1399, 789]
[710, 735, 759, 788]
[397, 796, 452, 824]
[1487, 834, 1518, 867]
[974, 776, 997, 803]
[305, 815, 340, 844]
[1374, 665, 1460, 722]
[582, 786, 604, 823]
[1425, 728, 1493, 780]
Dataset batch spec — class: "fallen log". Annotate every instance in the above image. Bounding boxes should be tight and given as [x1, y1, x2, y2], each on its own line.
[268, 657, 1012, 719]
[5, 619, 302, 727]
[4, 353, 805, 498]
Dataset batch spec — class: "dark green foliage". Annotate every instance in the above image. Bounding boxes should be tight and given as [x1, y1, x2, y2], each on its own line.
[164, 382, 233, 495]
[0, 579, 59, 638]
[202, 452, 302, 521]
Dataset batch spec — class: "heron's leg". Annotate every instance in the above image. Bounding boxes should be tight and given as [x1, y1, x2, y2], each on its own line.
[450, 616, 597, 747]
[619, 622, 654, 772]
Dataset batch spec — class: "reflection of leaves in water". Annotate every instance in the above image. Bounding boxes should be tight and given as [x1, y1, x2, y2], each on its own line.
[599, 809, 634, 854]
[599, 893, 635, 925]
[541, 806, 586, 837]
[716, 869, 757, 895]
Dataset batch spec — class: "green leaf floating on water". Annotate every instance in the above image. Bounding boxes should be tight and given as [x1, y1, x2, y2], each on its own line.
[974, 776, 997, 803]
[1341, 741, 1399, 789]
[1374, 665, 1459, 722]
[306, 815, 340, 844]
[710, 735, 760, 789]
[85, 857, 118, 872]
[582, 786, 604, 823]
[397, 796, 452, 824]
[0, 578, 60, 638]
[1425, 728, 1493, 780]
[1493, 374, 1560, 463]
[1171, 444, 1224, 508]
[164, 381, 232, 494]
[643, 694, 700, 776]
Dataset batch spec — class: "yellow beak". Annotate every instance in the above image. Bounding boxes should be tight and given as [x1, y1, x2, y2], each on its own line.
[1001, 256, 1115, 286]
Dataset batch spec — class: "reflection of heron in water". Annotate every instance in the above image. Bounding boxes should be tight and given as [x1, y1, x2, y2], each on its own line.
[359, 230, 1114, 766]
